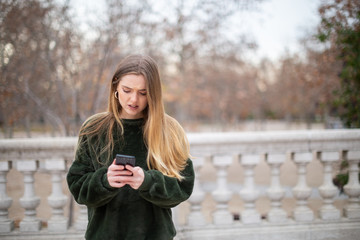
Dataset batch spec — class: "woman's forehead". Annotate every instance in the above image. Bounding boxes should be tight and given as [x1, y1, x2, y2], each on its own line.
[118, 74, 146, 90]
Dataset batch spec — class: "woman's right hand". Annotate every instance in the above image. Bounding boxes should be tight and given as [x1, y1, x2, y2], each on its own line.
[107, 159, 133, 188]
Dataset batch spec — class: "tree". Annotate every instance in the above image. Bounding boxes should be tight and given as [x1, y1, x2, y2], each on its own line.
[268, 47, 341, 127]
[0, 0, 82, 136]
[317, 0, 360, 127]
[0, 0, 264, 136]
[78, 0, 262, 125]
[157, 0, 261, 123]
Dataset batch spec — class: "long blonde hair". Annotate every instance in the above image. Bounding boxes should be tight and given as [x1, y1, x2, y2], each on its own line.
[79, 55, 190, 180]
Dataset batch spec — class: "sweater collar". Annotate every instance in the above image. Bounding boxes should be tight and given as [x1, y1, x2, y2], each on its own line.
[121, 118, 144, 126]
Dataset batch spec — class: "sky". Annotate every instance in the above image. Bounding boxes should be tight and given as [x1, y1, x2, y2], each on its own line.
[69, 0, 322, 64]
[240, 0, 321, 63]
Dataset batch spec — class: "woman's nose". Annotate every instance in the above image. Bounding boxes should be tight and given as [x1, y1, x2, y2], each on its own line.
[130, 92, 138, 102]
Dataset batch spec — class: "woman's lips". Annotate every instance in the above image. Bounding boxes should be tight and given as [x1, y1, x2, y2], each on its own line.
[128, 105, 138, 110]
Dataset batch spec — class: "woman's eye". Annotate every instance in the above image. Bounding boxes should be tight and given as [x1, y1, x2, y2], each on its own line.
[122, 89, 130, 93]
[140, 92, 147, 96]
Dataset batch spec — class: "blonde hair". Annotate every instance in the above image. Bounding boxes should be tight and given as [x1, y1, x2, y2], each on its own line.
[79, 55, 189, 180]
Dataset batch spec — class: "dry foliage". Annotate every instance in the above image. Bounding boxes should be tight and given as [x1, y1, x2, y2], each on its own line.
[0, 0, 346, 136]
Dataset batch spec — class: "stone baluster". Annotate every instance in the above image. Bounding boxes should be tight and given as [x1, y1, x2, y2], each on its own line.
[45, 158, 68, 232]
[318, 151, 341, 220]
[75, 204, 88, 231]
[343, 151, 360, 219]
[292, 152, 314, 222]
[0, 161, 14, 232]
[239, 154, 261, 224]
[17, 160, 41, 232]
[211, 155, 233, 225]
[266, 153, 287, 223]
[187, 157, 206, 226]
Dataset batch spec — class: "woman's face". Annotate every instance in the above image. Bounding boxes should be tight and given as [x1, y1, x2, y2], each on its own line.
[116, 74, 148, 119]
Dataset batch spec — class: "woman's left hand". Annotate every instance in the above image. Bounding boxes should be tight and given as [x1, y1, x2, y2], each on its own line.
[118, 165, 145, 190]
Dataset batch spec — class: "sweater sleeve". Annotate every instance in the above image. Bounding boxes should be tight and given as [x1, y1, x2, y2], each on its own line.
[66, 137, 119, 208]
[137, 159, 195, 209]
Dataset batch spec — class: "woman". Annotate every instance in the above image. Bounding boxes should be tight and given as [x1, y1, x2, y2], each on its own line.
[67, 54, 195, 240]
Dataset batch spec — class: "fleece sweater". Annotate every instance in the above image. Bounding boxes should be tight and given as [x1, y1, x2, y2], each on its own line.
[66, 118, 195, 240]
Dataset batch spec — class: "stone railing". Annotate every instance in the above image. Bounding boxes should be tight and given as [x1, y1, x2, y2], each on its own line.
[0, 129, 360, 240]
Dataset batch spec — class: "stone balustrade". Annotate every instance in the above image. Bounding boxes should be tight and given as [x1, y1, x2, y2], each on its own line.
[0, 129, 359, 240]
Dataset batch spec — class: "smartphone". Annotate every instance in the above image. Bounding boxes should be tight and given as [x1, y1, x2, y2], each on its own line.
[115, 154, 136, 167]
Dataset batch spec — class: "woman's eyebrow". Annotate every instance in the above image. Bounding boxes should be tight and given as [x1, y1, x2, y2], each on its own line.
[121, 84, 146, 91]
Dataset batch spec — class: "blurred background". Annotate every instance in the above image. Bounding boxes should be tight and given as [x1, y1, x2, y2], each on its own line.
[1, 0, 359, 138]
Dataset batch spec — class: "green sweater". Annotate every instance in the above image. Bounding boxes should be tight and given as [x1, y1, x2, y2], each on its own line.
[67, 118, 195, 240]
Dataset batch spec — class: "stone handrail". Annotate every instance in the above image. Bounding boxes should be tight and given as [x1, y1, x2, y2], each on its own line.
[0, 129, 359, 239]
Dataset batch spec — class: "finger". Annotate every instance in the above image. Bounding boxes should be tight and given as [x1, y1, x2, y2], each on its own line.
[124, 165, 136, 176]
[118, 170, 133, 176]
[107, 175, 120, 183]
[109, 159, 118, 168]
[109, 164, 125, 171]
[118, 176, 134, 183]
[127, 166, 143, 176]
[130, 168, 144, 189]
[107, 168, 125, 177]
[108, 175, 127, 187]
[126, 165, 142, 176]
[125, 165, 134, 171]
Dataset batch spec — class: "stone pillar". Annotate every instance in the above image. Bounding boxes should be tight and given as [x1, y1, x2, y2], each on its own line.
[318, 151, 340, 220]
[266, 153, 287, 223]
[75, 204, 88, 231]
[211, 155, 233, 225]
[239, 154, 261, 224]
[45, 158, 68, 232]
[17, 160, 41, 232]
[292, 152, 314, 222]
[187, 157, 206, 226]
[343, 151, 360, 219]
[0, 161, 14, 232]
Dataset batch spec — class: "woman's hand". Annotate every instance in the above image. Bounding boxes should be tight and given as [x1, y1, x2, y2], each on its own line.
[107, 159, 144, 189]
[118, 165, 145, 190]
[107, 159, 133, 188]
